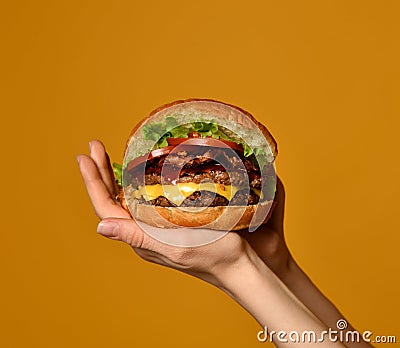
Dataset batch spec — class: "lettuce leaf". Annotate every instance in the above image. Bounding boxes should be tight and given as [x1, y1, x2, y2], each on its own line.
[191, 121, 219, 137]
[142, 117, 189, 149]
[142, 117, 267, 163]
[254, 147, 268, 168]
[112, 162, 123, 186]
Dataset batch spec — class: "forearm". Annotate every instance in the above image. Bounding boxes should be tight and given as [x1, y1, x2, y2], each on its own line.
[216, 245, 346, 347]
[282, 258, 372, 348]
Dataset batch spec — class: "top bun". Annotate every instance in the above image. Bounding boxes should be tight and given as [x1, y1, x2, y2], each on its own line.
[124, 99, 277, 161]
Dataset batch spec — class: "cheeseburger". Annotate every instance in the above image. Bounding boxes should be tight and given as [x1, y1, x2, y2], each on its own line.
[114, 99, 277, 231]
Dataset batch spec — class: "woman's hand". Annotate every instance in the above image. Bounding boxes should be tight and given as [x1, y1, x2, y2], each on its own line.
[77, 140, 252, 287]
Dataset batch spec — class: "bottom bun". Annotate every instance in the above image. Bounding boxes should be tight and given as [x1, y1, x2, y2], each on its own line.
[129, 200, 275, 231]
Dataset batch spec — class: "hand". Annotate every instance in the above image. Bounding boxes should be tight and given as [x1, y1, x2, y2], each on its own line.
[77, 141, 361, 347]
[77, 140, 252, 287]
[242, 177, 293, 282]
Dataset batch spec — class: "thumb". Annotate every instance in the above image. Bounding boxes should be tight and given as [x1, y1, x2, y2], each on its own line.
[97, 218, 145, 248]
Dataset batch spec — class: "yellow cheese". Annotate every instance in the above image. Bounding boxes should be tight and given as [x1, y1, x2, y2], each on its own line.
[133, 183, 262, 206]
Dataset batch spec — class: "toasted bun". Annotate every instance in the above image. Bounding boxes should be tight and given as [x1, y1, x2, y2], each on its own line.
[129, 200, 274, 231]
[120, 99, 277, 230]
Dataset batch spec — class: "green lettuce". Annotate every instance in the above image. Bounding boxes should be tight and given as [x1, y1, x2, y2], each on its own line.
[253, 147, 268, 168]
[141, 117, 269, 166]
[112, 162, 123, 186]
[142, 117, 189, 149]
[113, 162, 132, 187]
[191, 121, 219, 137]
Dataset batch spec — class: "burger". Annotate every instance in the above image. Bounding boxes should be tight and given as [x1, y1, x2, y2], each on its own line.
[114, 99, 277, 231]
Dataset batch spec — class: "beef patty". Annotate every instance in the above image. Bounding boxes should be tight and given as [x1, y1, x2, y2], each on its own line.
[128, 148, 265, 189]
[127, 148, 275, 207]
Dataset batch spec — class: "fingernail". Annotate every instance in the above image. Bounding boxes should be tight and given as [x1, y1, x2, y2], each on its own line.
[89, 141, 93, 152]
[97, 220, 119, 237]
[77, 155, 81, 164]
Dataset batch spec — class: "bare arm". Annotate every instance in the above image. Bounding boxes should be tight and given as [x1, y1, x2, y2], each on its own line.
[216, 245, 346, 347]
[245, 179, 372, 347]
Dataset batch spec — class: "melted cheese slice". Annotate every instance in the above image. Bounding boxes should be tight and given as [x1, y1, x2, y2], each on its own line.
[133, 183, 260, 206]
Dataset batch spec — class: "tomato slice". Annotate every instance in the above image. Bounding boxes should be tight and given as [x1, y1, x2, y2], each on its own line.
[126, 146, 175, 173]
[167, 137, 244, 152]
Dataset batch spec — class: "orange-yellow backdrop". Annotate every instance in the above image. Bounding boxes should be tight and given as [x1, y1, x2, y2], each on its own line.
[1, 1, 399, 347]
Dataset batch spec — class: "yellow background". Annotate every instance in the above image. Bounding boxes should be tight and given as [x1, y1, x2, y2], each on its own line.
[1, 1, 399, 347]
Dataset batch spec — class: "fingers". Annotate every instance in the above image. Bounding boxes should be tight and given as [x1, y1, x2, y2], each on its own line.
[77, 154, 130, 219]
[97, 218, 145, 248]
[89, 140, 119, 197]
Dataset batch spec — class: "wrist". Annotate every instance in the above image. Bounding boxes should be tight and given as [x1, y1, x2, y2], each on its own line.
[214, 241, 275, 300]
[212, 243, 325, 331]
